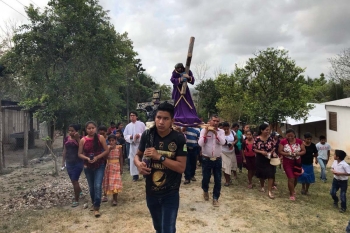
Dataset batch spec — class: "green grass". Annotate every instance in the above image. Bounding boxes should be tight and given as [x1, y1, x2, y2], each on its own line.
[0, 165, 349, 233]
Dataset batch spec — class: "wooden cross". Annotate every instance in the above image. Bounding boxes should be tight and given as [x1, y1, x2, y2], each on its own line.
[180, 37, 195, 95]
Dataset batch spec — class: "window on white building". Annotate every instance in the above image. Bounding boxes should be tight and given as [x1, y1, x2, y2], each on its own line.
[329, 112, 337, 131]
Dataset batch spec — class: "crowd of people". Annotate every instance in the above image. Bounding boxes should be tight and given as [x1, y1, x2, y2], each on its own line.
[60, 105, 350, 232]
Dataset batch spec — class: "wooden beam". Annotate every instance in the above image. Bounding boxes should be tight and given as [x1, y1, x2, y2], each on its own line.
[23, 110, 29, 167]
[180, 37, 195, 95]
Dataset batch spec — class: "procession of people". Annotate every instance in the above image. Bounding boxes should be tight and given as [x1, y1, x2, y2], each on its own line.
[60, 62, 350, 233]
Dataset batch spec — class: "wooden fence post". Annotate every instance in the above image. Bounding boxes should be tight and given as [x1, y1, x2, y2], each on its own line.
[23, 110, 29, 167]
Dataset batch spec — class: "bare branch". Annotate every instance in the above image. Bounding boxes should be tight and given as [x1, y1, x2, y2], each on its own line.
[0, 19, 19, 55]
[193, 61, 210, 84]
[329, 48, 350, 81]
[213, 66, 227, 79]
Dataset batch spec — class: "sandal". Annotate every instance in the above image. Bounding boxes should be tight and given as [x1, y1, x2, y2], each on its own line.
[112, 200, 117, 206]
[224, 183, 229, 187]
[268, 192, 275, 199]
[260, 187, 265, 192]
[289, 196, 296, 201]
[102, 196, 108, 202]
[94, 210, 101, 218]
[89, 205, 94, 211]
[247, 184, 253, 189]
[272, 186, 278, 190]
[71, 201, 79, 207]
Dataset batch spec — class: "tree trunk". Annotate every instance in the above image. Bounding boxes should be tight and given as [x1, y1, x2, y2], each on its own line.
[23, 111, 29, 167]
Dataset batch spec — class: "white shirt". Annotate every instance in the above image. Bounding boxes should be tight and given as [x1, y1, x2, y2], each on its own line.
[222, 132, 234, 153]
[316, 142, 331, 160]
[331, 160, 350, 180]
[198, 128, 226, 158]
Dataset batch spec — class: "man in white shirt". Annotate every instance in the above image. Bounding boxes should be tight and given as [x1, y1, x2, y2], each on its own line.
[330, 150, 350, 213]
[198, 115, 225, 207]
[316, 135, 331, 182]
[124, 111, 146, 181]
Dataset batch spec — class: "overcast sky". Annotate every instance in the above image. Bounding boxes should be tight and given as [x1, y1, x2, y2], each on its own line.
[1, 0, 350, 85]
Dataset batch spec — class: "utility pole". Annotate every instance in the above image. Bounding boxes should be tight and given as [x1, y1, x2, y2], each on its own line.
[126, 78, 130, 119]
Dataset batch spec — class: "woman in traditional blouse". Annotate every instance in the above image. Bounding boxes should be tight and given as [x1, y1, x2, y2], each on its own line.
[278, 128, 306, 201]
[253, 123, 278, 199]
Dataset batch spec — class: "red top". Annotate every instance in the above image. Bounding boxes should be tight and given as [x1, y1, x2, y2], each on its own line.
[83, 135, 106, 169]
[243, 139, 255, 157]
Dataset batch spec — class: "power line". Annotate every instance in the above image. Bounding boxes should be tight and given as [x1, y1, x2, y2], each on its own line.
[15, 0, 26, 7]
[29, 0, 39, 7]
[0, 0, 29, 20]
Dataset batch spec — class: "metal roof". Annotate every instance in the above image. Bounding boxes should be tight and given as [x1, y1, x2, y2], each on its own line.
[324, 97, 350, 108]
[284, 103, 326, 126]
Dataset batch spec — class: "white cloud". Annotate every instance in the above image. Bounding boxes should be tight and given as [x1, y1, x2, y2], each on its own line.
[1, 0, 350, 85]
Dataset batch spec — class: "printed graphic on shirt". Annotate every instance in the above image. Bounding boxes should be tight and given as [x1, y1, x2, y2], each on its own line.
[168, 142, 177, 152]
[153, 170, 167, 187]
[138, 129, 187, 196]
[159, 141, 164, 150]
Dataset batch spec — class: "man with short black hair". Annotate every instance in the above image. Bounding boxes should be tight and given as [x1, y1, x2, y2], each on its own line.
[198, 115, 225, 207]
[124, 111, 145, 181]
[134, 102, 187, 233]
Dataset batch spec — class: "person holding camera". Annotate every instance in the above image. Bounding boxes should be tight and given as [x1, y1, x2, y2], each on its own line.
[198, 115, 226, 207]
[134, 102, 187, 233]
[221, 122, 236, 186]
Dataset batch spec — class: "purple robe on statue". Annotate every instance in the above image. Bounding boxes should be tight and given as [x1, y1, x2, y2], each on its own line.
[171, 70, 202, 127]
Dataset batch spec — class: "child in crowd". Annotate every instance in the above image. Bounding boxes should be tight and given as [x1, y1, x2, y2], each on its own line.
[115, 130, 126, 165]
[242, 130, 256, 188]
[99, 125, 109, 145]
[102, 134, 123, 206]
[107, 122, 116, 135]
[316, 135, 331, 182]
[100, 125, 109, 202]
[298, 132, 318, 195]
[330, 150, 350, 213]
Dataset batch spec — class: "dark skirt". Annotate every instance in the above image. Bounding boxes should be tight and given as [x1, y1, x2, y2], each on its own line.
[298, 164, 315, 184]
[236, 150, 243, 164]
[255, 153, 275, 179]
[66, 162, 84, 181]
[245, 156, 256, 171]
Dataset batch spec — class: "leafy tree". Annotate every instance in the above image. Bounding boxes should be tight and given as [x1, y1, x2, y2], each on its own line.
[195, 78, 220, 120]
[243, 48, 313, 129]
[215, 72, 246, 123]
[2, 0, 142, 129]
[158, 84, 172, 101]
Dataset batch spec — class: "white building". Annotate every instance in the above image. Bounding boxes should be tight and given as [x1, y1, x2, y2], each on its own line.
[324, 98, 350, 155]
[283, 103, 326, 143]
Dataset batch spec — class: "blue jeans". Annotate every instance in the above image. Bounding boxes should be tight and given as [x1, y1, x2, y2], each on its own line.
[201, 157, 222, 200]
[184, 146, 199, 180]
[317, 158, 328, 180]
[330, 178, 348, 210]
[84, 164, 106, 209]
[146, 192, 179, 233]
